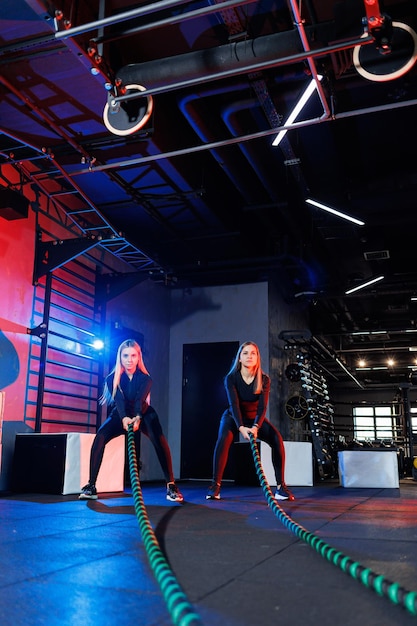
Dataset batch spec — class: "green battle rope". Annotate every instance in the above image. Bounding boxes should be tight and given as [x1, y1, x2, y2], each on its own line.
[127, 425, 203, 626]
[249, 433, 417, 618]
[126, 422, 417, 622]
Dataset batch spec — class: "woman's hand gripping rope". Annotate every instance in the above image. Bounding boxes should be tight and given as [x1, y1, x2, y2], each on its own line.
[238, 424, 259, 441]
[122, 416, 141, 432]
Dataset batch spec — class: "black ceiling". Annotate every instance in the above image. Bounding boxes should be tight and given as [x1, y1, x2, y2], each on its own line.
[2, 0, 417, 388]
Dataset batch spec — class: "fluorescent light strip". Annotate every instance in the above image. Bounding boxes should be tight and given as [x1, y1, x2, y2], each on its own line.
[351, 329, 417, 336]
[272, 75, 323, 147]
[306, 198, 365, 226]
[345, 275, 384, 295]
[350, 330, 387, 336]
[355, 366, 388, 371]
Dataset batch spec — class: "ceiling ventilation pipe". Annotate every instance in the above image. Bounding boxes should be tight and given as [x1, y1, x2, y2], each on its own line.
[115, 25, 335, 92]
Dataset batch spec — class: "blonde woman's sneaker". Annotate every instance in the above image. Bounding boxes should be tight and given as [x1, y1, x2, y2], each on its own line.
[275, 484, 295, 501]
[166, 482, 184, 502]
[206, 483, 221, 500]
[79, 483, 98, 500]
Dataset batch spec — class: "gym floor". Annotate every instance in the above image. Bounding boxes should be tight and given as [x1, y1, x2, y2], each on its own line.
[1, 479, 417, 626]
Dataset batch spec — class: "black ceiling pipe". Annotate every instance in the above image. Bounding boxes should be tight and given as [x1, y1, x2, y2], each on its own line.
[116, 24, 336, 89]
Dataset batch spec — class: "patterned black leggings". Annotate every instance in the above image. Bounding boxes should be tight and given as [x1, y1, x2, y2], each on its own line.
[211, 412, 286, 485]
[88, 405, 174, 484]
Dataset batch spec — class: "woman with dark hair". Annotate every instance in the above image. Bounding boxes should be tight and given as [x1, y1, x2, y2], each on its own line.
[79, 339, 183, 502]
[206, 341, 294, 501]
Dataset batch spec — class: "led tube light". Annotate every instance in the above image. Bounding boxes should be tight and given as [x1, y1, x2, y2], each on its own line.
[345, 275, 384, 295]
[306, 198, 365, 226]
[272, 75, 323, 146]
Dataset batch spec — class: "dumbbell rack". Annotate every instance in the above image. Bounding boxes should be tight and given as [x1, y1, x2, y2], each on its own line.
[297, 352, 337, 479]
[280, 330, 339, 480]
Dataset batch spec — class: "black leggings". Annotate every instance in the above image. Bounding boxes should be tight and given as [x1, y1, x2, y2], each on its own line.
[212, 412, 286, 485]
[88, 405, 174, 484]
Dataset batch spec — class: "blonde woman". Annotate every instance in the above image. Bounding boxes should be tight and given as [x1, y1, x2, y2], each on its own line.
[207, 341, 293, 501]
[80, 339, 183, 502]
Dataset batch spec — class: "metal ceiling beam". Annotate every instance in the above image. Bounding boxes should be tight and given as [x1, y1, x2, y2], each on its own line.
[69, 94, 417, 176]
[5, 0, 193, 54]
[4, 0, 258, 55]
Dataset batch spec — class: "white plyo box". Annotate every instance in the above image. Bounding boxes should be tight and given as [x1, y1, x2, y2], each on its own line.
[260, 440, 313, 486]
[65, 432, 125, 495]
[338, 450, 399, 488]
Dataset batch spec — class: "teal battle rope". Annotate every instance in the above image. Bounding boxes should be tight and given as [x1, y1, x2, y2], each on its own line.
[127, 426, 203, 626]
[249, 433, 417, 618]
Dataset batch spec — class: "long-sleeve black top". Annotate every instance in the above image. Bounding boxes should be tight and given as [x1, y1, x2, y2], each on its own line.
[106, 369, 152, 421]
[224, 370, 270, 430]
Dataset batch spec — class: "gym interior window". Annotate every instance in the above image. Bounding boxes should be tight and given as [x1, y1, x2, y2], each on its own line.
[353, 405, 395, 441]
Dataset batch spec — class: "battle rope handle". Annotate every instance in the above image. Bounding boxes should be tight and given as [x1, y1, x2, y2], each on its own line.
[127, 425, 203, 626]
[249, 434, 417, 618]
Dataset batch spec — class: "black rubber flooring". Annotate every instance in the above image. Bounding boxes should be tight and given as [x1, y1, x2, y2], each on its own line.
[1, 479, 417, 626]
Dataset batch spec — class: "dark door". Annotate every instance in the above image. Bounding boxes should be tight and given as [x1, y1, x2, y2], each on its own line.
[181, 341, 239, 479]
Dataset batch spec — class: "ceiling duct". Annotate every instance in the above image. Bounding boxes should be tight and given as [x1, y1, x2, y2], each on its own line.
[115, 24, 336, 91]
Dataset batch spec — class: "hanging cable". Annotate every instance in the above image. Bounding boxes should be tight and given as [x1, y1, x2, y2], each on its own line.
[249, 434, 417, 618]
[127, 425, 203, 626]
